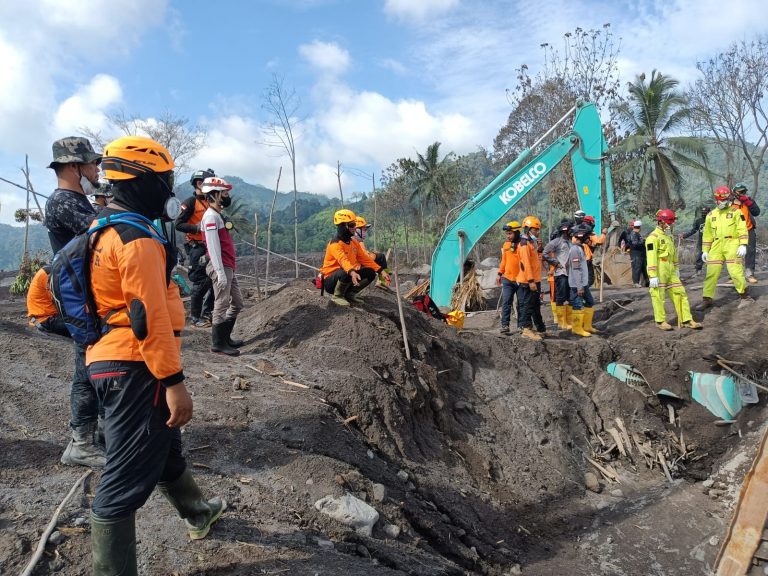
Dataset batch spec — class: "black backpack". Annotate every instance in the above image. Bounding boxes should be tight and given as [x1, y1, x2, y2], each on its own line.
[49, 212, 167, 345]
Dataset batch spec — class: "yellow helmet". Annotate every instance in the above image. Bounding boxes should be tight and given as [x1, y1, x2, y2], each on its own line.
[102, 136, 175, 180]
[522, 215, 542, 229]
[502, 220, 521, 231]
[355, 216, 371, 228]
[333, 209, 356, 225]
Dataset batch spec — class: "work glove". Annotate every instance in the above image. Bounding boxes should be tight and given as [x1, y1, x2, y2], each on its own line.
[216, 269, 228, 288]
[649, 278, 660, 289]
[736, 245, 747, 258]
[701, 252, 708, 263]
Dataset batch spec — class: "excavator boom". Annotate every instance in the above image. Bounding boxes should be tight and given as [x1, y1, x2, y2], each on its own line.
[429, 101, 615, 308]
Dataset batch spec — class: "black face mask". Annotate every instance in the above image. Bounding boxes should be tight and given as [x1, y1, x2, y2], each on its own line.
[337, 223, 353, 241]
[111, 171, 177, 221]
[220, 195, 232, 208]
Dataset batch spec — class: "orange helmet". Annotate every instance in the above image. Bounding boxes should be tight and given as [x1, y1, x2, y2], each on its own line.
[355, 216, 371, 228]
[656, 209, 676, 224]
[522, 215, 541, 229]
[102, 136, 174, 180]
[713, 186, 731, 202]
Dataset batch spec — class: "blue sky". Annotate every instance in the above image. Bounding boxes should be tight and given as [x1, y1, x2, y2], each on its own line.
[0, 0, 766, 224]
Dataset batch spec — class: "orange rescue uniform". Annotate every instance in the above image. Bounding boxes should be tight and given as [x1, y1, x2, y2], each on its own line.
[86, 218, 185, 385]
[516, 238, 542, 284]
[178, 197, 208, 242]
[320, 238, 381, 277]
[27, 267, 57, 323]
[498, 240, 520, 282]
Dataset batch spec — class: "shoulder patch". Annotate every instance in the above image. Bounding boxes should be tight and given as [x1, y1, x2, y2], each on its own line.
[205, 222, 218, 230]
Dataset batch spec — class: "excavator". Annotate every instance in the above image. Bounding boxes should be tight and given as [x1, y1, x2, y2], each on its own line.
[429, 100, 623, 308]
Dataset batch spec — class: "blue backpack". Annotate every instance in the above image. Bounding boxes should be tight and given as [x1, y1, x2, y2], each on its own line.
[49, 212, 167, 345]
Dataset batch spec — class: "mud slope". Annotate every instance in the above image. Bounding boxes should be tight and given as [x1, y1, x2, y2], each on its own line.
[1, 271, 766, 576]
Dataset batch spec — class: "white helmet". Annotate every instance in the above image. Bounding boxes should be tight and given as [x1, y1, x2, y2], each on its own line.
[201, 176, 232, 195]
[633, 220, 642, 227]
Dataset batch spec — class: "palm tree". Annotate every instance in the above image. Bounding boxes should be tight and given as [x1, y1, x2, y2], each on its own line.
[612, 70, 708, 212]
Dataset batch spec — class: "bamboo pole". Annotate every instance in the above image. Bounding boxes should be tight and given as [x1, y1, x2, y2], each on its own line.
[392, 242, 411, 360]
[265, 167, 282, 296]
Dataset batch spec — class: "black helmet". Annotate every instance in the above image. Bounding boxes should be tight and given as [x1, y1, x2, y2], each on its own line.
[559, 219, 574, 233]
[699, 205, 710, 215]
[190, 168, 215, 187]
[571, 223, 591, 240]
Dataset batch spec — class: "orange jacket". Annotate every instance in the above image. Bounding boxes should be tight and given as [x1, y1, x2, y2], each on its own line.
[583, 231, 605, 261]
[86, 214, 185, 386]
[738, 204, 754, 231]
[177, 196, 209, 242]
[27, 267, 57, 322]
[498, 240, 520, 282]
[320, 238, 380, 276]
[516, 237, 542, 284]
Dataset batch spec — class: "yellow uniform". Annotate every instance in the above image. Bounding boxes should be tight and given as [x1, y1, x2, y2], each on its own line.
[702, 205, 748, 297]
[645, 226, 694, 324]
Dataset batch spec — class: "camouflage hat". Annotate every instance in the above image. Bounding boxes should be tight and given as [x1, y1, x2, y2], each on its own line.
[47, 136, 102, 168]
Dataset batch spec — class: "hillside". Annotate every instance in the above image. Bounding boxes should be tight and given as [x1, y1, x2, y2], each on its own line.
[0, 224, 51, 271]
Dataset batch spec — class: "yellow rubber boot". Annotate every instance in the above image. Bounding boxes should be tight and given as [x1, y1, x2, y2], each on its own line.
[583, 308, 599, 334]
[550, 301, 558, 324]
[571, 310, 591, 337]
[555, 305, 567, 329]
[564, 305, 574, 330]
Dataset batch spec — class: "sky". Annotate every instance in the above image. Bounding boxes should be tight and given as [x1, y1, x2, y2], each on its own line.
[0, 0, 766, 225]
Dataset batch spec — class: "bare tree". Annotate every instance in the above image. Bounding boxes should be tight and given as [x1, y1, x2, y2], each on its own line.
[261, 74, 301, 278]
[335, 160, 344, 207]
[265, 167, 282, 294]
[80, 110, 206, 173]
[687, 36, 768, 197]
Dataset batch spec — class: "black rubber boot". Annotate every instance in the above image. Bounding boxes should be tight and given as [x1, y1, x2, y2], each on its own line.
[61, 423, 106, 468]
[223, 318, 244, 348]
[331, 281, 351, 306]
[694, 297, 713, 311]
[157, 468, 227, 540]
[91, 512, 137, 576]
[211, 323, 240, 356]
[345, 278, 373, 305]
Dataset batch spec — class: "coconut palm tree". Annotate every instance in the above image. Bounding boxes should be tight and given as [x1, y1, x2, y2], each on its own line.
[612, 70, 708, 212]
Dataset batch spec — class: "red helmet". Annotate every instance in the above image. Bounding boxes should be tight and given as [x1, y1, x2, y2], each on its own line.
[713, 186, 731, 202]
[583, 215, 596, 225]
[656, 209, 676, 224]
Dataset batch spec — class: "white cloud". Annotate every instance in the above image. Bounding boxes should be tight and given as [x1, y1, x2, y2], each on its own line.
[384, 0, 459, 21]
[299, 40, 351, 75]
[53, 75, 123, 137]
[379, 58, 408, 75]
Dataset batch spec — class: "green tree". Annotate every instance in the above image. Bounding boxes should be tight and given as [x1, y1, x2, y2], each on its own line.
[611, 70, 708, 213]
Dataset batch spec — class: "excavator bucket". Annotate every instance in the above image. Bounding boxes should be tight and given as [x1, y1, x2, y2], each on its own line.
[599, 247, 634, 287]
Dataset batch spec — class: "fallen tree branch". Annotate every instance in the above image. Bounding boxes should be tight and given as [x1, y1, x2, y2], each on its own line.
[717, 361, 768, 393]
[609, 299, 634, 312]
[20, 470, 92, 576]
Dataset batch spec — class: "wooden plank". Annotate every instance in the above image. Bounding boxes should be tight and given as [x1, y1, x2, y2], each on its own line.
[715, 426, 768, 575]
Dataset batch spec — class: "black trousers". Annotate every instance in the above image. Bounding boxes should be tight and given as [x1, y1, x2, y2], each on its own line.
[34, 315, 71, 338]
[374, 253, 388, 270]
[187, 242, 214, 319]
[554, 275, 570, 305]
[746, 229, 757, 272]
[89, 361, 186, 518]
[323, 267, 377, 294]
[518, 282, 545, 332]
[630, 250, 649, 285]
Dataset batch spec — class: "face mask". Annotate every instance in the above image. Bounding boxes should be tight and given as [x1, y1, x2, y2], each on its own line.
[356, 228, 367, 240]
[717, 200, 730, 210]
[164, 196, 182, 220]
[220, 195, 232, 209]
[79, 166, 100, 196]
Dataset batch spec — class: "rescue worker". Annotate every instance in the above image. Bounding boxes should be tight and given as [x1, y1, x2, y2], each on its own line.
[320, 209, 389, 306]
[680, 205, 710, 275]
[627, 220, 649, 287]
[176, 169, 216, 327]
[646, 210, 703, 330]
[353, 215, 390, 288]
[543, 220, 572, 329]
[495, 220, 522, 334]
[566, 224, 593, 337]
[732, 183, 761, 284]
[516, 215, 547, 341]
[696, 186, 752, 310]
[44, 136, 104, 468]
[573, 209, 586, 226]
[89, 136, 225, 575]
[26, 265, 70, 337]
[91, 183, 113, 212]
[201, 176, 244, 356]
[582, 214, 605, 288]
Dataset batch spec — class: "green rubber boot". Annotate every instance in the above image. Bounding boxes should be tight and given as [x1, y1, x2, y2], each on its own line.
[157, 468, 226, 540]
[331, 281, 352, 306]
[345, 278, 373, 304]
[91, 512, 137, 576]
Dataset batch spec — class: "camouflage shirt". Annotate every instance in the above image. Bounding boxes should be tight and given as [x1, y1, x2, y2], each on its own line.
[44, 188, 96, 254]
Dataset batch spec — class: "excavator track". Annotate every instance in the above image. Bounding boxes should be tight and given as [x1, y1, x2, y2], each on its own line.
[715, 425, 768, 575]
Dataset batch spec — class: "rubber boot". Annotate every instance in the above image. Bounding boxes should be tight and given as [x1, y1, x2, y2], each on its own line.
[157, 469, 227, 540]
[211, 323, 240, 356]
[570, 310, 591, 337]
[331, 281, 351, 306]
[694, 297, 713, 311]
[564, 305, 574, 330]
[549, 301, 558, 324]
[582, 308, 599, 334]
[346, 278, 372, 305]
[91, 512, 137, 576]
[61, 423, 106, 467]
[555, 305, 568, 329]
[223, 318, 244, 348]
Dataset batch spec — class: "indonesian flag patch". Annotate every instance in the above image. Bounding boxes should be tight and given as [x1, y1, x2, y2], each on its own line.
[205, 222, 218, 230]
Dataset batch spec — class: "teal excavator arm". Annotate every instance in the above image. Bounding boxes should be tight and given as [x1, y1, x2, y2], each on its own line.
[429, 101, 616, 308]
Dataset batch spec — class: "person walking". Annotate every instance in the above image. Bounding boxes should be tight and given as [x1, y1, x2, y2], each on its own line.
[88, 136, 225, 575]
[496, 220, 521, 334]
[200, 176, 244, 356]
[44, 136, 105, 467]
[176, 169, 216, 327]
[696, 186, 752, 310]
[732, 183, 761, 284]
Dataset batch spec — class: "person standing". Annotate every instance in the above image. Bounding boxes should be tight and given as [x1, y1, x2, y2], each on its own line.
[43, 136, 105, 468]
[732, 183, 761, 284]
[627, 220, 649, 287]
[496, 220, 521, 334]
[582, 214, 605, 288]
[566, 225, 593, 337]
[681, 205, 710, 276]
[696, 186, 752, 310]
[89, 136, 225, 575]
[646, 210, 703, 330]
[543, 220, 572, 330]
[200, 177, 244, 356]
[176, 169, 216, 327]
[516, 216, 547, 341]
